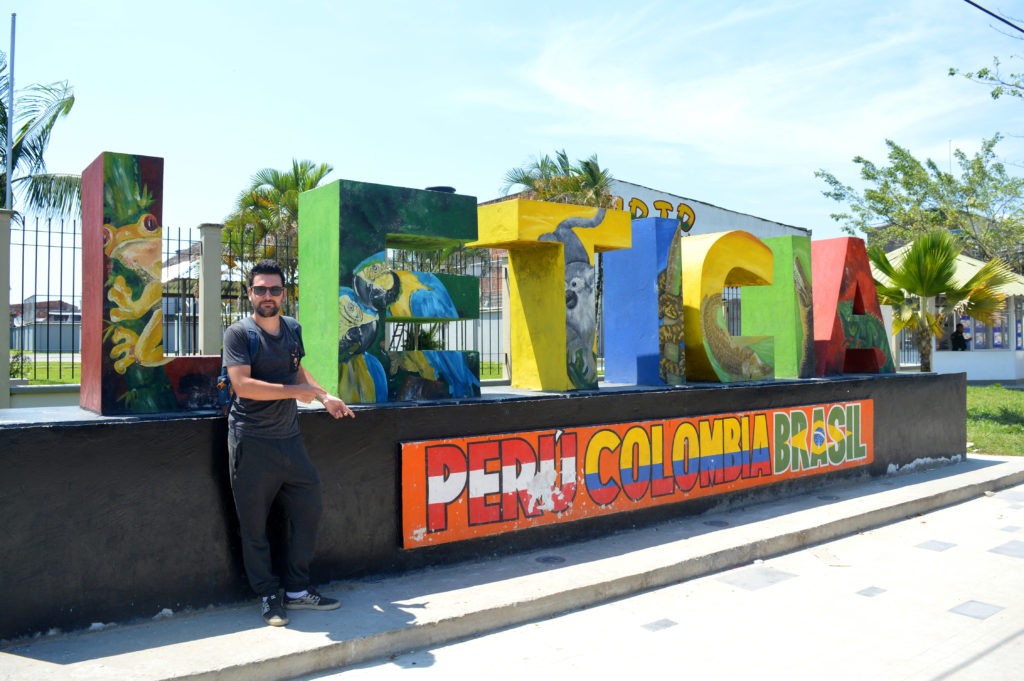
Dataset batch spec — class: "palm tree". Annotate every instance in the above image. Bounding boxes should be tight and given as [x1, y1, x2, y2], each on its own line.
[869, 230, 1015, 372]
[226, 159, 333, 245]
[1, 52, 78, 216]
[503, 149, 617, 379]
[223, 159, 333, 311]
[502, 149, 615, 208]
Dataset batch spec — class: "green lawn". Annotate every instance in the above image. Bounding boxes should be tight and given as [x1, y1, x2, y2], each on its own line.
[480, 361, 503, 380]
[967, 385, 1024, 456]
[9, 353, 81, 385]
[11, 352, 503, 385]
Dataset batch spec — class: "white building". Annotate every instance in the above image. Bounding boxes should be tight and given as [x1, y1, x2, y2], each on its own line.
[873, 247, 1024, 383]
[609, 179, 809, 240]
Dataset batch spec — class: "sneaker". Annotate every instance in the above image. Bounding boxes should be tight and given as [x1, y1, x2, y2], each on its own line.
[261, 592, 289, 626]
[284, 587, 340, 611]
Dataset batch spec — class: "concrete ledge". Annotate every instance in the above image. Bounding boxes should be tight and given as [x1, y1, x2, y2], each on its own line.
[9, 383, 81, 408]
[3, 454, 1023, 681]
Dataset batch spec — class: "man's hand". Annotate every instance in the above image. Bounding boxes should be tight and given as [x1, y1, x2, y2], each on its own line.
[320, 394, 356, 419]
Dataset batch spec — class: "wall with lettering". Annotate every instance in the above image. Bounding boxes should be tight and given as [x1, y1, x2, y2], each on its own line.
[401, 399, 873, 547]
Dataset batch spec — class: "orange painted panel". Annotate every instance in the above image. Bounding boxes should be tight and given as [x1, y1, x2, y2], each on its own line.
[401, 399, 874, 547]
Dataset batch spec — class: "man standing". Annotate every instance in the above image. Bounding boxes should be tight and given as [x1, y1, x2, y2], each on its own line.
[224, 259, 355, 626]
[951, 323, 968, 351]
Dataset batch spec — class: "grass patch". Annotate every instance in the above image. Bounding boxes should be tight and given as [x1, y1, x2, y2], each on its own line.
[480, 361, 503, 380]
[967, 385, 1024, 456]
[9, 353, 81, 385]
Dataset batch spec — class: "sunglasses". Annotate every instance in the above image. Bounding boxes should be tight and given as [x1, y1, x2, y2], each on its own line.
[250, 286, 284, 297]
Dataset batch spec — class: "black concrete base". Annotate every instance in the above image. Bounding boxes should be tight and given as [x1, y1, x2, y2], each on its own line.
[0, 372, 966, 640]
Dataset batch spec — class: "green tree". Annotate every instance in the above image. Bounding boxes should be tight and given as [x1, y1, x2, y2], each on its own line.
[816, 136, 1024, 274]
[226, 159, 334, 247]
[869, 230, 1015, 372]
[503, 149, 616, 378]
[223, 159, 333, 307]
[502, 149, 616, 208]
[0, 52, 78, 216]
[951, 56, 1024, 101]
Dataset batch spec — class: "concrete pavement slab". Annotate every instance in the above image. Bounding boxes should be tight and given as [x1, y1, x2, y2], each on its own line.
[3, 454, 1023, 681]
[335, 480, 1024, 681]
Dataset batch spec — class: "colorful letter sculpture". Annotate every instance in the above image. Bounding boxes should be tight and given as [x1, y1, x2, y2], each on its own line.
[473, 199, 630, 391]
[298, 180, 481, 404]
[681, 230, 774, 382]
[811, 237, 895, 376]
[80, 152, 219, 414]
[603, 217, 686, 385]
[741, 235, 816, 378]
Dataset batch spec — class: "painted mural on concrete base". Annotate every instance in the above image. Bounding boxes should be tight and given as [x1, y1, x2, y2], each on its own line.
[603, 217, 686, 385]
[812, 238, 895, 376]
[473, 199, 630, 391]
[80, 152, 219, 415]
[742, 235, 816, 378]
[299, 179, 481, 403]
[681, 230, 775, 383]
[401, 399, 874, 547]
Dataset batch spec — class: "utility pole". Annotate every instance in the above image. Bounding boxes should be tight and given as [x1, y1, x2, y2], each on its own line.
[5, 13, 14, 210]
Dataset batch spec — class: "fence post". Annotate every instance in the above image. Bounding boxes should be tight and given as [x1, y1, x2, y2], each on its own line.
[1, 209, 13, 408]
[198, 223, 223, 355]
[501, 257, 511, 380]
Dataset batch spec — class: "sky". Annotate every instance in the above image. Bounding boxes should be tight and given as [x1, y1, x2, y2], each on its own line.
[7, 0, 1024, 242]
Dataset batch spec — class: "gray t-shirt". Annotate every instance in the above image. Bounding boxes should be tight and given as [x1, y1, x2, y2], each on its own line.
[223, 316, 305, 439]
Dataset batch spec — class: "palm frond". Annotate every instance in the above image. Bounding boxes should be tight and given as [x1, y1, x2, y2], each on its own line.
[502, 149, 615, 207]
[18, 172, 80, 216]
[0, 54, 77, 214]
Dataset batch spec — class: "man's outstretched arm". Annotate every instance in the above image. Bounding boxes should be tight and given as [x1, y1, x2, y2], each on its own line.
[297, 364, 356, 419]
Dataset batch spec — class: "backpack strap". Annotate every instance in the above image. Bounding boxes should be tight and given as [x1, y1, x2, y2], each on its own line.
[239, 316, 261, 362]
[279, 315, 301, 342]
[217, 317, 262, 415]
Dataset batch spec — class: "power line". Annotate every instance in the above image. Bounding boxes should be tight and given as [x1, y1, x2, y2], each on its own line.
[962, 0, 1024, 36]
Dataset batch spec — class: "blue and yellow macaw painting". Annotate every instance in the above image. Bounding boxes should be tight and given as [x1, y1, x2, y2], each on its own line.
[338, 286, 388, 403]
[388, 349, 480, 401]
[354, 252, 459, 321]
[298, 179, 481, 404]
[342, 252, 479, 402]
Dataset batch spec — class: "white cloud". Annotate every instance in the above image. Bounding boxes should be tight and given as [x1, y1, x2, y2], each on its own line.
[502, 1, 1016, 178]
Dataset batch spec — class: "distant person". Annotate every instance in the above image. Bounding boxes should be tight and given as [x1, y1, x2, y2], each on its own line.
[223, 259, 355, 627]
[951, 323, 968, 351]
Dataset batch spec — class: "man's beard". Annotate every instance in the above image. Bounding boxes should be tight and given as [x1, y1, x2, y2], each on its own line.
[254, 300, 280, 318]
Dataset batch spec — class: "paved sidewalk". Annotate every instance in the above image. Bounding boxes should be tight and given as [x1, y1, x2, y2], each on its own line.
[3, 454, 1023, 681]
[310, 466, 1024, 680]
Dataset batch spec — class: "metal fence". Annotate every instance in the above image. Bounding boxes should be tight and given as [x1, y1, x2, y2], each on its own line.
[897, 327, 920, 367]
[220, 228, 298, 326]
[8, 212, 767, 387]
[161, 225, 203, 355]
[7, 218, 511, 384]
[8, 212, 771, 388]
[9, 216, 83, 383]
[388, 246, 507, 376]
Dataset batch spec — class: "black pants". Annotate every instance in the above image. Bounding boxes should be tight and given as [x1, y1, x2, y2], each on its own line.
[228, 431, 323, 596]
